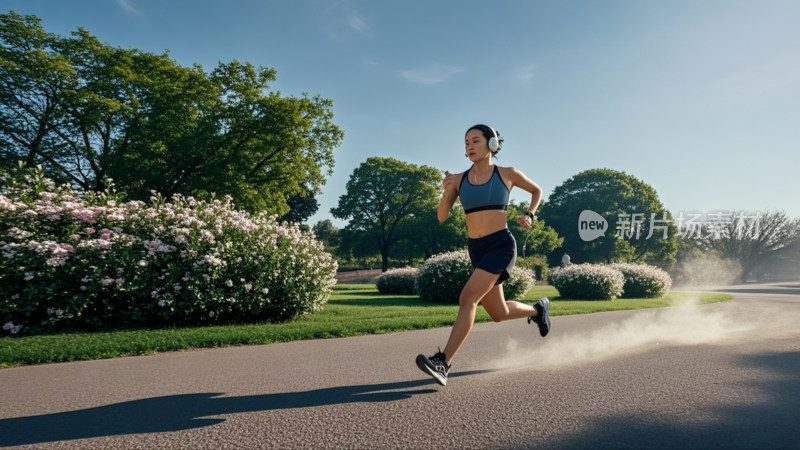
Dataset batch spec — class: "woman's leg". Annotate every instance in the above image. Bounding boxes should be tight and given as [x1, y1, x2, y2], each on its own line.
[442, 268, 501, 365]
[480, 284, 537, 322]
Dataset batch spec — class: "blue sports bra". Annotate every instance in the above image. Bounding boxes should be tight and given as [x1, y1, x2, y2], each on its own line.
[458, 165, 510, 214]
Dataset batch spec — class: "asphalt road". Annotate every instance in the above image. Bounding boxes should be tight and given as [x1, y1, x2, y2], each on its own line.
[1, 283, 799, 449]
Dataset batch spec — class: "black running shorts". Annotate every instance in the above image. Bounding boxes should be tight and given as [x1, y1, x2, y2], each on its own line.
[467, 228, 517, 286]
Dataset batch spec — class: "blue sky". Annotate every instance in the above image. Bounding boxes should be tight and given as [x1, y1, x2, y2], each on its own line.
[6, 0, 800, 227]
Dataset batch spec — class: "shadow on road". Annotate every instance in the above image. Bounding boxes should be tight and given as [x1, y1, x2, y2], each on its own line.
[524, 350, 800, 450]
[0, 369, 497, 447]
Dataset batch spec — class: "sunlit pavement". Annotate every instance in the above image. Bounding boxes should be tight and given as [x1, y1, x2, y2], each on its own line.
[1, 283, 798, 449]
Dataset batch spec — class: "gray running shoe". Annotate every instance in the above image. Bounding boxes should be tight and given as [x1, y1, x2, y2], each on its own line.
[416, 348, 450, 386]
[527, 297, 551, 337]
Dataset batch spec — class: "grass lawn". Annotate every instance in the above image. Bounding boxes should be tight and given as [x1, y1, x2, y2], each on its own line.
[0, 284, 731, 368]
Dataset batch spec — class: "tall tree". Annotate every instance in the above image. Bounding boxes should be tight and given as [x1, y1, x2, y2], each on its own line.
[539, 168, 678, 266]
[0, 11, 343, 215]
[0, 12, 76, 185]
[331, 157, 440, 272]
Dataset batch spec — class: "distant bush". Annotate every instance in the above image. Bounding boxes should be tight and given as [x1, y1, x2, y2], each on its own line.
[550, 264, 624, 300]
[375, 267, 418, 295]
[610, 263, 672, 298]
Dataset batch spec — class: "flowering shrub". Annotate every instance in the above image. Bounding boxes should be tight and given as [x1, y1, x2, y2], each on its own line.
[375, 267, 418, 295]
[550, 264, 624, 300]
[414, 250, 532, 303]
[0, 165, 337, 336]
[609, 263, 672, 298]
[415, 250, 474, 303]
[502, 267, 537, 301]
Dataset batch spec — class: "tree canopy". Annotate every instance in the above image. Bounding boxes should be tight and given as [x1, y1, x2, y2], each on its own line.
[0, 11, 343, 219]
[539, 168, 678, 266]
[331, 157, 444, 271]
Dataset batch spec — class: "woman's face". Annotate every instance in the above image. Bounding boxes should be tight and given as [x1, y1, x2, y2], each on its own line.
[465, 129, 489, 161]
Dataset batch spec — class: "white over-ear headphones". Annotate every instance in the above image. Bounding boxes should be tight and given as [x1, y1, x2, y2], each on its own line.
[487, 126, 500, 152]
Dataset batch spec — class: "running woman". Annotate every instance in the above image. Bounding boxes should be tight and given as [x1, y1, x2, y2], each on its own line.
[416, 124, 551, 386]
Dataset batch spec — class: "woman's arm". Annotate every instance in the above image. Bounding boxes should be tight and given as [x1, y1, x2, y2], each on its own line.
[507, 167, 542, 212]
[437, 171, 461, 223]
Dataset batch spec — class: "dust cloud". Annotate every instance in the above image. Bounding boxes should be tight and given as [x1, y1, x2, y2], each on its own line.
[488, 296, 753, 372]
[672, 254, 743, 288]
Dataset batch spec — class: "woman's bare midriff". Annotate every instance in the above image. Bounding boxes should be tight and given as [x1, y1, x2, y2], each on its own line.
[466, 210, 508, 239]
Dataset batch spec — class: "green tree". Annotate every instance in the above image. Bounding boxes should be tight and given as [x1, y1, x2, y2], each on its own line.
[395, 206, 468, 261]
[0, 11, 343, 215]
[337, 227, 381, 268]
[279, 185, 319, 224]
[0, 12, 75, 184]
[539, 168, 678, 266]
[312, 219, 341, 249]
[331, 157, 440, 272]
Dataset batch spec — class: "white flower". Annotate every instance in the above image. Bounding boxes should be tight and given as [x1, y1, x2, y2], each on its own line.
[225, 279, 233, 287]
[24, 272, 34, 281]
[262, 287, 269, 294]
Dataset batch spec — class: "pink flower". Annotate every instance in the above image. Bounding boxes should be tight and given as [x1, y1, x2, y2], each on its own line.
[72, 211, 96, 224]
[69, 234, 81, 241]
[84, 227, 96, 234]
[115, 278, 124, 285]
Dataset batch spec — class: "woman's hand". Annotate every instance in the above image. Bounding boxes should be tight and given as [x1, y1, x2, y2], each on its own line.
[442, 171, 457, 198]
[516, 214, 533, 229]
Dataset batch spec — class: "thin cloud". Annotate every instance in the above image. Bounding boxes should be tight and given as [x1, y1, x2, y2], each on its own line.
[514, 64, 538, 85]
[115, 0, 143, 17]
[347, 14, 369, 34]
[400, 63, 463, 85]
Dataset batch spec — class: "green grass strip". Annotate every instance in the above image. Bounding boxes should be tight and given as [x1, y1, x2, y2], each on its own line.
[0, 285, 732, 368]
